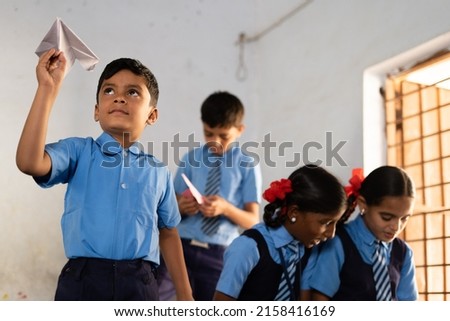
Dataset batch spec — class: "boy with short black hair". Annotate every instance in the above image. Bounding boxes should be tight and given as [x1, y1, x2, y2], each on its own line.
[158, 91, 262, 300]
[16, 49, 192, 300]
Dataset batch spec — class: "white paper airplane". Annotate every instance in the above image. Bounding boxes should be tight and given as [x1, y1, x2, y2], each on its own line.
[35, 17, 99, 74]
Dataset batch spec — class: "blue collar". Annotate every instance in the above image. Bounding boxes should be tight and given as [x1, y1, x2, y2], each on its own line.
[266, 224, 298, 250]
[352, 214, 390, 250]
[96, 132, 144, 156]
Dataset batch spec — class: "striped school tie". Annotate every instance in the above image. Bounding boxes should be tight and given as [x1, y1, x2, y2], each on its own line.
[372, 241, 392, 301]
[275, 242, 299, 301]
[201, 160, 221, 235]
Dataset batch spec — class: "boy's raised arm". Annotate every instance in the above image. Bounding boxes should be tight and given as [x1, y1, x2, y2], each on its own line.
[16, 49, 67, 177]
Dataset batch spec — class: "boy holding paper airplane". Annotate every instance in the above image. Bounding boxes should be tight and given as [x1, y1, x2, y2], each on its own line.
[158, 91, 262, 300]
[16, 18, 192, 300]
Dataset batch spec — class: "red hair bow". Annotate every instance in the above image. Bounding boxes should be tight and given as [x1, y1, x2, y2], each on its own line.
[262, 178, 293, 203]
[344, 168, 364, 198]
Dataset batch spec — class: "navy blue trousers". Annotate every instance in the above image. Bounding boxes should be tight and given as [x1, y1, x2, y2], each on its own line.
[54, 257, 158, 301]
[157, 238, 225, 301]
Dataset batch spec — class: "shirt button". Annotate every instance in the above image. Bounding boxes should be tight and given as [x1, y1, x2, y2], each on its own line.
[121, 183, 127, 189]
[124, 150, 128, 157]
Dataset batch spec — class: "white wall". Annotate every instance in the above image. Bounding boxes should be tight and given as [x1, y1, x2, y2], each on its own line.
[254, 0, 450, 182]
[2, 0, 450, 300]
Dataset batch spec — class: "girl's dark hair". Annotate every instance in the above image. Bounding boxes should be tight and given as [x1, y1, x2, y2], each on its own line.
[96, 58, 159, 106]
[263, 165, 346, 227]
[361, 165, 415, 204]
[340, 165, 415, 223]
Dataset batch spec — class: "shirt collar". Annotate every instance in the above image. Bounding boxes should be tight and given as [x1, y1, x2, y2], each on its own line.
[201, 143, 237, 159]
[352, 214, 377, 245]
[267, 225, 298, 250]
[352, 214, 390, 249]
[96, 132, 143, 156]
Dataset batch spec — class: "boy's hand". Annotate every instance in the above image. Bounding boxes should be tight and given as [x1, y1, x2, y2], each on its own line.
[178, 192, 200, 215]
[36, 48, 67, 88]
[200, 195, 229, 217]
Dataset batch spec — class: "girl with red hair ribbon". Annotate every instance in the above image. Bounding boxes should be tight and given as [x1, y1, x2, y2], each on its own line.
[214, 165, 347, 301]
[308, 166, 418, 301]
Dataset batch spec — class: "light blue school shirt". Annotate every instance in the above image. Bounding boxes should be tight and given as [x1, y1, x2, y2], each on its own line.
[174, 145, 262, 246]
[35, 132, 181, 264]
[215, 222, 311, 298]
[305, 214, 418, 300]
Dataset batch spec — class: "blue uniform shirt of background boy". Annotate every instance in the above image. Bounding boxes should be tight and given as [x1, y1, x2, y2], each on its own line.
[216, 222, 309, 298]
[34, 132, 181, 264]
[305, 214, 418, 300]
[174, 145, 262, 246]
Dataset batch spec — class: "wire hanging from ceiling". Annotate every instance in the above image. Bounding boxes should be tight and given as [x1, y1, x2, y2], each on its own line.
[235, 0, 313, 81]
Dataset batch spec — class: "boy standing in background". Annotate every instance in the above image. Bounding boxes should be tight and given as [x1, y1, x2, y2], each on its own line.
[158, 91, 262, 300]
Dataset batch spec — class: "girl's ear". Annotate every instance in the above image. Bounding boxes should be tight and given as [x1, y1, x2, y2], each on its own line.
[356, 195, 367, 214]
[94, 104, 99, 122]
[147, 107, 158, 125]
[287, 205, 300, 222]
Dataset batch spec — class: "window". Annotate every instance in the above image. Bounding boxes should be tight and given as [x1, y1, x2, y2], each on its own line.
[384, 52, 450, 300]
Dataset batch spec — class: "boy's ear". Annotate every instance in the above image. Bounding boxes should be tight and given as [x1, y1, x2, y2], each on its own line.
[237, 124, 245, 135]
[94, 104, 99, 122]
[146, 107, 158, 125]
